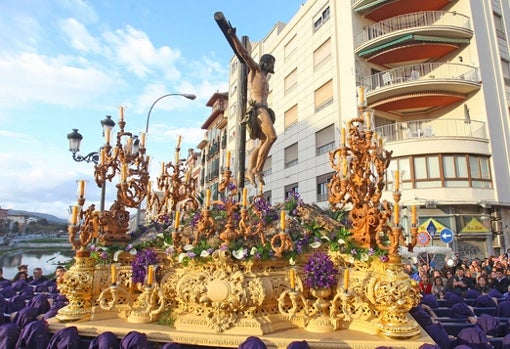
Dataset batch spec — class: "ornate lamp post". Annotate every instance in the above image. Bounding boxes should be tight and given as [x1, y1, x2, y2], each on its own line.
[66, 115, 116, 212]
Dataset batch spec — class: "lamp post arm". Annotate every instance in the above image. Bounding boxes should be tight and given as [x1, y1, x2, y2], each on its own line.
[72, 151, 99, 165]
[145, 93, 196, 133]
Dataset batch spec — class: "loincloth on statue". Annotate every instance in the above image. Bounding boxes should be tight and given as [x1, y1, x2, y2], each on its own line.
[243, 101, 275, 140]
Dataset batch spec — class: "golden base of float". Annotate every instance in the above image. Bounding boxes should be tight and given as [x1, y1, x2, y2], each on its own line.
[51, 251, 435, 348]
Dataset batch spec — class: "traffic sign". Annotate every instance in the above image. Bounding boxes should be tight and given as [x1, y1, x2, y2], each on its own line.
[426, 220, 437, 237]
[440, 228, 454, 244]
[417, 232, 431, 246]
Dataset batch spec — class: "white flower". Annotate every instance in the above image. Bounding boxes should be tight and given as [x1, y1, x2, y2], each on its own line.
[310, 241, 322, 249]
[337, 238, 346, 245]
[157, 233, 164, 239]
[289, 257, 296, 266]
[200, 250, 210, 258]
[129, 248, 138, 255]
[360, 253, 369, 261]
[232, 248, 247, 260]
[183, 244, 194, 251]
[321, 235, 331, 241]
[348, 255, 355, 263]
[250, 247, 258, 256]
[178, 253, 188, 263]
[112, 250, 124, 262]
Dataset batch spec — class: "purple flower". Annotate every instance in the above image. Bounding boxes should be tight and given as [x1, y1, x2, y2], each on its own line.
[350, 248, 357, 255]
[368, 248, 375, 256]
[131, 249, 160, 284]
[302, 251, 338, 289]
[380, 255, 389, 263]
[187, 251, 196, 259]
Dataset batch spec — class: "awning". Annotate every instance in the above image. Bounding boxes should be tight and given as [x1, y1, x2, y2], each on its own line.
[358, 34, 470, 57]
[460, 218, 489, 233]
[354, 0, 392, 13]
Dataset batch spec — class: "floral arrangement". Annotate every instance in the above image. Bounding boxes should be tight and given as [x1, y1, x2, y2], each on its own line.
[302, 251, 338, 289]
[131, 249, 160, 284]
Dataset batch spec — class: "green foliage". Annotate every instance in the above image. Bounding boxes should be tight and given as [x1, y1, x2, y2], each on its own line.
[158, 306, 176, 326]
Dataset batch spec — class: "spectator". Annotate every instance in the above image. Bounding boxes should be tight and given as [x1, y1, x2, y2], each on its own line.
[431, 276, 445, 298]
[52, 266, 66, 284]
[491, 268, 509, 294]
[27, 267, 48, 285]
[12, 271, 27, 282]
[444, 269, 455, 292]
[474, 275, 492, 294]
[452, 268, 473, 296]
[419, 274, 433, 295]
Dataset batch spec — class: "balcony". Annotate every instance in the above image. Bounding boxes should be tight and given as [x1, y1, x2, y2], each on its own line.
[357, 62, 481, 115]
[355, 11, 471, 66]
[352, 0, 457, 22]
[375, 118, 486, 143]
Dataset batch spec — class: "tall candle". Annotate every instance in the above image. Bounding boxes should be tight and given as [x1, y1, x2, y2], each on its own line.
[140, 133, 146, 148]
[341, 157, 348, 177]
[226, 150, 231, 168]
[394, 170, 400, 191]
[119, 106, 124, 121]
[100, 148, 106, 165]
[205, 189, 211, 208]
[176, 135, 182, 148]
[78, 180, 85, 197]
[242, 188, 248, 207]
[394, 203, 400, 226]
[341, 127, 346, 146]
[175, 150, 180, 164]
[121, 164, 128, 182]
[161, 162, 165, 175]
[147, 180, 152, 194]
[343, 269, 350, 291]
[357, 86, 366, 107]
[174, 211, 181, 230]
[147, 265, 154, 285]
[111, 264, 117, 284]
[289, 268, 296, 290]
[70, 205, 79, 225]
[105, 128, 111, 145]
[411, 205, 417, 225]
[280, 210, 286, 230]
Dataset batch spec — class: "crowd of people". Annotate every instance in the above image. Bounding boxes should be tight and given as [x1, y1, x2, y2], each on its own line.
[407, 251, 510, 300]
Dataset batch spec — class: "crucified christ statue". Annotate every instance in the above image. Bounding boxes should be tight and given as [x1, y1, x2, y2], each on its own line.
[223, 26, 277, 187]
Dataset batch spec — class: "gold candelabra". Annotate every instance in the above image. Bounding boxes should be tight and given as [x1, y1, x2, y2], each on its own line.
[146, 137, 199, 222]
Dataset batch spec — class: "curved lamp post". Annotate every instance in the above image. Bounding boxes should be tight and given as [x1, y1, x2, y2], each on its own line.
[66, 115, 116, 212]
[145, 93, 196, 133]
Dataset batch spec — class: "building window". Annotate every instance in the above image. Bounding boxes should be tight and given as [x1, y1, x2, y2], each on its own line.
[390, 154, 492, 189]
[285, 143, 298, 168]
[284, 104, 298, 130]
[284, 34, 297, 61]
[231, 60, 238, 75]
[314, 79, 333, 111]
[313, 6, 330, 32]
[501, 59, 510, 85]
[284, 183, 299, 199]
[263, 155, 272, 177]
[263, 190, 272, 205]
[494, 12, 505, 39]
[314, 38, 331, 70]
[316, 124, 335, 155]
[284, 68, 297, 95]
[316, 172, 334, 202]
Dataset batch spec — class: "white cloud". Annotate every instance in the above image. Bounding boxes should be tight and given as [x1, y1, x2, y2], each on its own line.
[103, 25, 182, 80]
[59, 18, 101, 53]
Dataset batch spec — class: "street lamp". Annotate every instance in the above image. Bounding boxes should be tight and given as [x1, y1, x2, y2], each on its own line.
[145, 93, 196, 133]
[66, 115, 116, 212]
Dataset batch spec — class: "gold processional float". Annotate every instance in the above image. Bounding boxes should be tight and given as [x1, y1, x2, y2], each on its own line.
[55, 89, 426, 346]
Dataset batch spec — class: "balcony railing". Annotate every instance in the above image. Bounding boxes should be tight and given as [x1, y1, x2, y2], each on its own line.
[355, 11, 471, 48]
[357, 62, 480, 92]
[375, 118, 486, 143]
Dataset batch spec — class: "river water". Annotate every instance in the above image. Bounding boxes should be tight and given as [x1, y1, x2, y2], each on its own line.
[0, 248, 75, 280]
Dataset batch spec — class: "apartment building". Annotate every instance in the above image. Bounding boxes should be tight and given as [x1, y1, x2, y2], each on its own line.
[213, 0, 510, 258]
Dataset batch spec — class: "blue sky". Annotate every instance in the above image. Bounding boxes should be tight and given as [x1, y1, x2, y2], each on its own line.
[0, 1, 302, 219]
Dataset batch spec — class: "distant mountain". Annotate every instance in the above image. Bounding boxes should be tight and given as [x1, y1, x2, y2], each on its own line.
[8, 210, 67, 224]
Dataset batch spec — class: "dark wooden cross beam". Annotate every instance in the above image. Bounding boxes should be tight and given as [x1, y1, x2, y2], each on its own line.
[214, 11, 248, 189]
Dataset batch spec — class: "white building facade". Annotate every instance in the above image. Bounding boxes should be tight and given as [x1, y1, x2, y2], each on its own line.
[222, 0, 510, 258]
